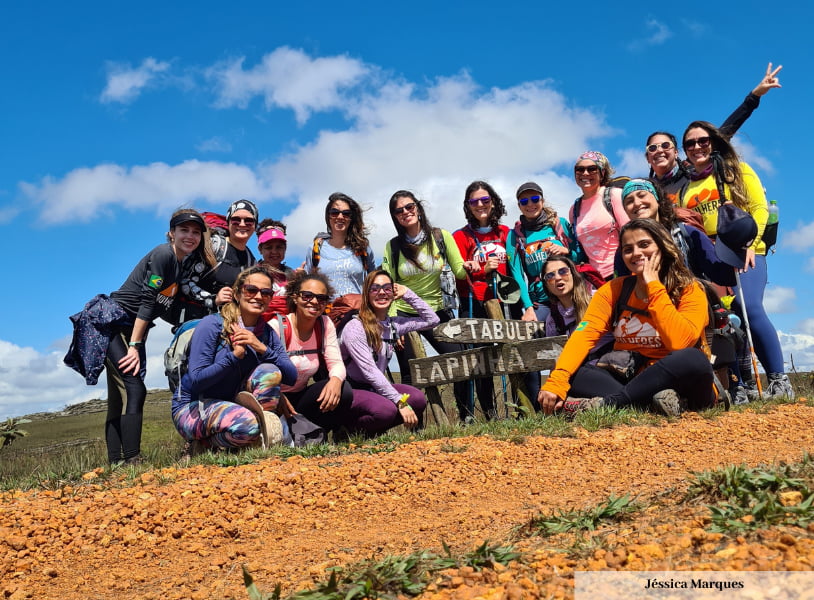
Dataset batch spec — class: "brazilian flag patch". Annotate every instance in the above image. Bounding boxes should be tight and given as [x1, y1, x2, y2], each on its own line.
[575, 320, 589, 331]
[148, 275, 164, 289]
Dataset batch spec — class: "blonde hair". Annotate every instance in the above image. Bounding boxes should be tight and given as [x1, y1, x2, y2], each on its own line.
[220, 265, 275, 348]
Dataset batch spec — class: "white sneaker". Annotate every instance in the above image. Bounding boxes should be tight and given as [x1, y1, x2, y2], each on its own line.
[733, 386, 750, 405]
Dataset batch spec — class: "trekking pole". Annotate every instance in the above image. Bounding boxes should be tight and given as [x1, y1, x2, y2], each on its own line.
[490, 271, 510, 418]
[465, 275, 476, 420]
[734, 269, 764, 400]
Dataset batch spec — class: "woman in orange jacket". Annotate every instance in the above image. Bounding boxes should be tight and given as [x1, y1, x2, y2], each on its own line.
[539, 218, 715, 418]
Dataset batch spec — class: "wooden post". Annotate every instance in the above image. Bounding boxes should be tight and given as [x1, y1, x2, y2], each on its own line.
[483, 300, 536, 416]
[406, 331, 450, 425]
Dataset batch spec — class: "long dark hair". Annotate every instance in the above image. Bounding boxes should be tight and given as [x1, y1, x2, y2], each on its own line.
[542, 256, 592, 325]
[325, 192, 370, 257]
[618, 219, 695, 306]
[682, 120, 748, 210]
[358, 270, 393, 352]
[463, 180, 506, 229]
[388, 190, 434, 269]
[645, 131, 692, 181]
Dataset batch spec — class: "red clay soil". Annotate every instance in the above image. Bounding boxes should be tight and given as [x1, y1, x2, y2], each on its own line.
[2, 403, 814, 600]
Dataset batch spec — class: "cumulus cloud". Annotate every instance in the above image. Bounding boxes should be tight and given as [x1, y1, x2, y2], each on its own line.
[763, 286, 796, 314]
[207, 47, 370, 124]
[615, 147, 649, 180]
[21, 160, 271, 224]
[777, 330, 814, 372]
[627, 19, 672, 51]
[784, 221, 814, 251]
[196, 137, 233, 153]
[0, 322, 174, 420]
[100, 57, 171, 104]
[799, 318, 814, 336]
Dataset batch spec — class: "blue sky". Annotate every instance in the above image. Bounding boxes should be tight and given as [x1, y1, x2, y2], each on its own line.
[1, 2, 811, 418]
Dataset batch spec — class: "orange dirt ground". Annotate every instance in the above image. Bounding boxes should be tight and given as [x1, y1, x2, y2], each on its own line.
[2, 403, 814, 599]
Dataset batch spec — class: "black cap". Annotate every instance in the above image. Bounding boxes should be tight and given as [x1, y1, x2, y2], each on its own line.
[516, 181, 543, 199]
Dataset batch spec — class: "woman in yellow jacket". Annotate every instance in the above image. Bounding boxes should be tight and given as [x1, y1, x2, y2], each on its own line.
[679, 120, 791, 400]
[540, 219, 714, 418]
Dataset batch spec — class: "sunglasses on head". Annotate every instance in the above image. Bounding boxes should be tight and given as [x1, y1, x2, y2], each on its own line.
[574, 165, 599, 174]
[683, 136, 711, 150]
[646, 141, 674, 153]
[543, 266, 571, 282]
[393, 202, 417, 216]
[328, 208, 352, 218]
[369, 283, 394, 295]
[467, 195, 491, 206]
[230, 217, 256, 226]
[518, 195, 542, 206]
[242, 284, 273, 298]
[298, 290, 330, 304]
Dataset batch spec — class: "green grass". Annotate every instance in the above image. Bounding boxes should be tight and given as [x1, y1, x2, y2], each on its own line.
[243, 540, 521, 600]
[687, 455, 814, 533]
[521, 494, 641, 538]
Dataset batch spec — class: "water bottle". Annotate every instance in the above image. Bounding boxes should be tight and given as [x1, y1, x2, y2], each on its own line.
[763, 200, 779, 251]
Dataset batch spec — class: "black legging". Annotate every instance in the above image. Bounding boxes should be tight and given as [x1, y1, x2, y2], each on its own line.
[395, 308, 471, 422]
[104, 328, 147, 463]
[569, 347, 714, 411]
[286, 379, 353, 432]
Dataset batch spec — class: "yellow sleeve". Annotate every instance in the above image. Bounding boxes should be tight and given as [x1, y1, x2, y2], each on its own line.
[740, 162, 768, 254]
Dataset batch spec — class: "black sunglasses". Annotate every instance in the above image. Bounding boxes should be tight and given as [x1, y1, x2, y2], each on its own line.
[328, 208, 352, 218]
[242, 284, 273, 298]
[574, 165, 599, 174]
[298, 291, 330, 304]
[683, 136, 711, 150]
[393, 202, 417, 215]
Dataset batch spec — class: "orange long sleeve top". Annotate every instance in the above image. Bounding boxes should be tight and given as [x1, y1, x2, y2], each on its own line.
[542, 276, 709, 400]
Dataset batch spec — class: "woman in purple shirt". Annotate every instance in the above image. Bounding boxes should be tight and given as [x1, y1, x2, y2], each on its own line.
[340, 270, 440, 436]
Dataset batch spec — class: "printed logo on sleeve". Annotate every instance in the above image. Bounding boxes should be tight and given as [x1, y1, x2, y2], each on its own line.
[575, 320, 589, 331]
[148, 275, 164, 289]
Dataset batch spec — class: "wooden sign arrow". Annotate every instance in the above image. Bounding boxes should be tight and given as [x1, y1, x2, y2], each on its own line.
[433, 318, 547, 344]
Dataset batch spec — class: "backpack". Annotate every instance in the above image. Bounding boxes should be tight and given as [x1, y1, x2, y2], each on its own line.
[311, 235, 373, 273]
[164, 318, 229, 393]
[201, 212, 228, 236]
[388, 228, 458, 311]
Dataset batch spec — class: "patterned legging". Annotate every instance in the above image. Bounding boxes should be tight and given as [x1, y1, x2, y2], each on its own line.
[172, 363, 282, 449]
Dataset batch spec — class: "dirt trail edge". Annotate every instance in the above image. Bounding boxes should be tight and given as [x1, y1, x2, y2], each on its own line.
[2, 404, 813, 599]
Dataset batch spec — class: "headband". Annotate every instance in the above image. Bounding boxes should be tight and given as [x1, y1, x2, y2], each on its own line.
[622, 179, 658, 200]
[576, 150, 609, 173]
[169, 212, 205, 230]
[227, 199, 259, 221]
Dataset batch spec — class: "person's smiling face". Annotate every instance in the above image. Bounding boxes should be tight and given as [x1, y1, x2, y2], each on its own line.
[621, 228, 657, 275]
[623, 189, 659, 221]
[645, 134, 677, 177]
[574, 160, 601, 194]
[170, 223, 202, 257]
[468, 187, 493, 226]
[683, 127, 713, 171]
[228, 209, 256, 245]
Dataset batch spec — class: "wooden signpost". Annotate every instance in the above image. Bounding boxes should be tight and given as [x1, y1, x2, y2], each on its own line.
[433, 318, 547, 344]
[409, 335, 566, 387]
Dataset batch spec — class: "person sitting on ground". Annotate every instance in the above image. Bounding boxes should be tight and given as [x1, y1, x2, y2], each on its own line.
[270, 271, 353, 435]
[539, 219, 716, 418]
[171, 265, 297, 452]
[541, 256, 594, 338]
[256, 219, 294, 319]
[340, 271, 439, 436]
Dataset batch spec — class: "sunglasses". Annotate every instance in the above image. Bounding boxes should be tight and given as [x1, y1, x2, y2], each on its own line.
[683, 136, 711, 150]
[230, 217, 256, 226]
[518, 195, 542, 206]
[369, 283, 394, 295]
[574, 165, 599, 174]
[646, 141, 674, 153]
[468, 195, 491, 207]
[543, 267, 571, 282]
[242, 284, 273, 298]
[393, 202, 417, 216]
[328, 208, 352, 218]
[298, 290, 330, 304]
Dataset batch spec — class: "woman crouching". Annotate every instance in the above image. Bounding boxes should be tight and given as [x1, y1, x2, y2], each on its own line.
[539, 219, 715, 417]
[341, 271, 439, 436]
[172, 266, 297, 450]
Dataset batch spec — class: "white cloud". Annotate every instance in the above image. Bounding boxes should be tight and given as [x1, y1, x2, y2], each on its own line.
[627, 19, 672, 51]
[100, 57, 171, 104]
[798, 318, 814, 336]
[777, 330, 814, 372]
[615, 147, 649, 180]
[196, 137, 233, 153]
[0, 322, 174, 420]
[763, 286, 796, 314]
[207, 47, 370, 124]
[21, 160, 271, 224]
[731, 136, 775, 176]
[784, 221, 814, 251]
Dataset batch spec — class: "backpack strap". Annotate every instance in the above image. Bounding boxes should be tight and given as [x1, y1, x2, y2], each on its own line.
[549, 302, 568, 336]
[611, 276, 649, 327]
[388, 237, 402, 282]
[311, 237, 324, 270]
[277, 314, 323, 357]
[432, 228, 448, 264]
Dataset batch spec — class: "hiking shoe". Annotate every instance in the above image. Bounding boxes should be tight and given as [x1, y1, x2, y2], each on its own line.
[767, 373, 795, 400]
[124, 454, 146, 466]
[561, 396, 605, 419]
[651, 389, 686, 417]
[733, 386, 750, 405]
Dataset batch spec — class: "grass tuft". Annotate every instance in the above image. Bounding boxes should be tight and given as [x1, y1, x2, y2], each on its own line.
[522, 494, 640, 538]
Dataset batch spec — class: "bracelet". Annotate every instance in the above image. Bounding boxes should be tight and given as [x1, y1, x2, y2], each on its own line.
[128, 341, 143, 347]
[397, 394, 410, 409]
